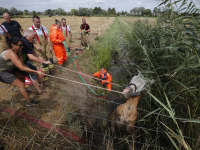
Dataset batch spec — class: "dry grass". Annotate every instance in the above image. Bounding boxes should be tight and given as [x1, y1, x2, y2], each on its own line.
[0, 16, 115, 149]
[120, 17, 157, 27]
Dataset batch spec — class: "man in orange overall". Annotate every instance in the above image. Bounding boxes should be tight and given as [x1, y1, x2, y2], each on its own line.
[93, 67, 112, 92]
[49, 19, 67, 68]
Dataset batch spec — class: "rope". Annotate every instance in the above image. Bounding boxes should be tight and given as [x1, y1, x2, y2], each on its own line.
[53, 64, 123, 87]
[44, 73, 123, 94]
[63, 36, 108, 96]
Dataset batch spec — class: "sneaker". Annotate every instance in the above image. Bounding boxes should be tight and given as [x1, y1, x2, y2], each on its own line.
[26, 100, 40, 106]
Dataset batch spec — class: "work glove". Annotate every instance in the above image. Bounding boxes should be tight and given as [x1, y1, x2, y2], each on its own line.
[80, 32, 82, 35]
[84, 30, 87, 33]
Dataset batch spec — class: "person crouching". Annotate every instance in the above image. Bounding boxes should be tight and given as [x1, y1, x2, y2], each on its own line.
[93, 67, 112, 92]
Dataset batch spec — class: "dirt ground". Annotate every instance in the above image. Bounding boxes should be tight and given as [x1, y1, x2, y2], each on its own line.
[0, 16, 115, 149]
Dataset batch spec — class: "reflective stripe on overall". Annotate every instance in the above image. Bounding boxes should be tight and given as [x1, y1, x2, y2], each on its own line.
[0, 25, 9, 53]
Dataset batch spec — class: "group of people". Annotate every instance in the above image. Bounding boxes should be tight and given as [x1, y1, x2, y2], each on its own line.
[0, 13, 112, 106]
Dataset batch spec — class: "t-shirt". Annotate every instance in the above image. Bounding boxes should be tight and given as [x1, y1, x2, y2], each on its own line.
[61, 25, 70, 36]
[28, 25, 48, 36]
[0, 25, 8, 35]
[21, 36, 34, 63]
[80, 24, 90, 31]
[2, 20, 22, 38]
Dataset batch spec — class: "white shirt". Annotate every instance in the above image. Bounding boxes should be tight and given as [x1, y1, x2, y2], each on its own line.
[61, 25, 70, 36]
[0, 25, 8, 35]
[29, 25, 48, 36]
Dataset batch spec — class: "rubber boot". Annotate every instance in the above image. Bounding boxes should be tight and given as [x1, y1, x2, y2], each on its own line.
[85, 43, 89, 50]
[59, 64, 66, 72]
[63, 61, 68, 68]
[42, 63, 49, 75]
[42, 66, 49, 81]
[67, 47, 70, 52]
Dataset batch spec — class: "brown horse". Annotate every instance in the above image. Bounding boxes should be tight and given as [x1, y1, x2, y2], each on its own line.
[110, 84, 141, 150]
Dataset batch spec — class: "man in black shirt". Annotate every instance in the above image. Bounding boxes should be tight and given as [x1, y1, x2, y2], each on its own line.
[21, 30, 51, 95]
[2, 13, 24, 38]
[80, 18, 90, 50]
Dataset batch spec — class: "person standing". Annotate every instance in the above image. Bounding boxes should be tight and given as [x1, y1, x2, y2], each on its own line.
[80, 18, 90, 50]
[49, 19, 66, 69]
[61, 18, 72, 52]
[2, 13, 24, 39]
[29, 15, 54, 75]
[0, 24, 11, 53]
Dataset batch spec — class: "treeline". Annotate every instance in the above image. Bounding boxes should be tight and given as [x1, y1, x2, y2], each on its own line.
[128, 7, 161, 17]
[0, 6, 162, 17]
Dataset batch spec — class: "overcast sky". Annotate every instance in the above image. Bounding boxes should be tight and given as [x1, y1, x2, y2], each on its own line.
[0, 0, 199, 12]
[0, 0, 162, 12]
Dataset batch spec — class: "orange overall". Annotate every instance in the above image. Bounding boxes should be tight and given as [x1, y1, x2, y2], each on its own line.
[93, 69, 112, 92]
[49, 25, 67, 65]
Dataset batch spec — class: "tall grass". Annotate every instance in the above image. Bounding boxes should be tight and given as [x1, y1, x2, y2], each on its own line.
[93, 19, 121, 70]
[117, 0, 200, 149]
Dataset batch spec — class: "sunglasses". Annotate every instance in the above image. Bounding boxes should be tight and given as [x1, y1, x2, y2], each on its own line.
[18, 44, 23, 47]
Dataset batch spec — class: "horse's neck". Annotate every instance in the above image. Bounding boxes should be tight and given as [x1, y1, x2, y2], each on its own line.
[126, 95, 141, 107]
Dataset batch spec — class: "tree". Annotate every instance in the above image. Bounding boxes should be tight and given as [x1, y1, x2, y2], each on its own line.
[144, 9, 152, 16]
[78, 7, 91, 16]
[4, 8, 8, 13]
[138, 7, 145, 16]
[101, 9, 106, 16]
[62, 11, 67, 15]
[17, 10, 23, 15]
[9, 7, 17, 16]
[51, 9, 56, 15]
[153, 7, 161, 14]
[85, 8, 91, 16]
[71, 9, 78, 15]
[24, 10, 28, 15]
[32, 10, 36, 16]
[93, 7, 102, 15]
[111, 8, 116, 15]
[107, 8, 112, 16]
[131, 7, 138, 13]
[56, 8, 64, 15]
[37, 12, 41, 15]
[0, 7, 5, 15]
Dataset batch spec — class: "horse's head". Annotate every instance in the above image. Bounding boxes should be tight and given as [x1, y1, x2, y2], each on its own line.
[122, 83, 140, 98]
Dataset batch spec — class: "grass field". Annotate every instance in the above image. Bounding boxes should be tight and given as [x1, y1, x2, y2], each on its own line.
[120, 16, 157, 27]
[1, 13, 198, 149]
[0, 16, 116, 150]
